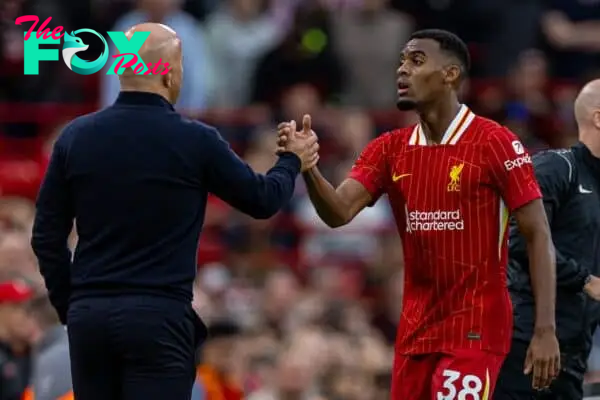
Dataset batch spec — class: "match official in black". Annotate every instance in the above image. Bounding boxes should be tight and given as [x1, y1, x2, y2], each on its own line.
[30, 23, 318, 400]
[494, 80, 600, 399]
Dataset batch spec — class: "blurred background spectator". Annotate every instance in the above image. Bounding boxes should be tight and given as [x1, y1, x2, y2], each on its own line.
[1, 0, 600, 398]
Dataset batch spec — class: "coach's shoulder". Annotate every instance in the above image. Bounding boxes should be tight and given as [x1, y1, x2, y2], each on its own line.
[177, 116, 220, 138]
[54, 112, 101, 146]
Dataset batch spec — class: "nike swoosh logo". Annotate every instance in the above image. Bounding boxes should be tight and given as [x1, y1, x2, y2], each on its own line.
[579, 184, 593, 194]
[392, 173, 411, 182]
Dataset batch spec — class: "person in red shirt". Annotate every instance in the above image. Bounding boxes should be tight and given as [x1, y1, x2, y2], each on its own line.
[277, 29, 560, 399]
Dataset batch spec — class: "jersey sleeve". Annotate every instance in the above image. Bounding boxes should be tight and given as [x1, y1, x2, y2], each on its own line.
[486, 127, 542, 211]
[347, 132, 391, 202]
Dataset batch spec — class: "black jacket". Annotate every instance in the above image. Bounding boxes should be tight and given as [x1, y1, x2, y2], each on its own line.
[508, 142, 600, 378]
[31, 92, 301, 324]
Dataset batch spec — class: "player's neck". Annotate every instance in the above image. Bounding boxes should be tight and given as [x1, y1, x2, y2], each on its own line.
[417, 99, 461, 145]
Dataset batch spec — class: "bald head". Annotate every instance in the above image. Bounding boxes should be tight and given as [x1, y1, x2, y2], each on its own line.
[118, 23, 183, 103]
[575, 79, 600, 130]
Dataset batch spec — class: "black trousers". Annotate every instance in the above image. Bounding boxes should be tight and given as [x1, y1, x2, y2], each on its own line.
[493, 339, 583, 400]
[67, 295, 206, 400]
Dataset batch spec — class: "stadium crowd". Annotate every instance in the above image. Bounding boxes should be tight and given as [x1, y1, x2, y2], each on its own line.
[0, 0, 600, 398]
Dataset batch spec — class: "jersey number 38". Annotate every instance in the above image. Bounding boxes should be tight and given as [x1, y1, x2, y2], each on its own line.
[436, 369, 486, 400]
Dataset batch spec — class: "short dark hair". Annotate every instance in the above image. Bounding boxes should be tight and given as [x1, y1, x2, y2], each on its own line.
[410, 29, 470, 75]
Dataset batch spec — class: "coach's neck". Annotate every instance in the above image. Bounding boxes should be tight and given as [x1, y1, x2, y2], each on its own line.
[120, 84, 172, 104]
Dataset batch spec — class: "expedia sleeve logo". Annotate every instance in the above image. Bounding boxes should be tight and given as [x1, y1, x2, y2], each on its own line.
[504, 140, 531, 171]
[511, 140, 525, 155]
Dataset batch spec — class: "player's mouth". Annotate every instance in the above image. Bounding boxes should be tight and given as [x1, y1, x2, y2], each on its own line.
[397, 82, 410, 96]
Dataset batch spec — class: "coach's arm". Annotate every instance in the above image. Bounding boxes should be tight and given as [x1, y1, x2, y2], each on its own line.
[201, 124, 316, 219]
[31, 135, 74, 324]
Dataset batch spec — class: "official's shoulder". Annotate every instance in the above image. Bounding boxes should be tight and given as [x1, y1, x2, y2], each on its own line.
[532, 148, 574, 176]
[534, 148, 573, 162]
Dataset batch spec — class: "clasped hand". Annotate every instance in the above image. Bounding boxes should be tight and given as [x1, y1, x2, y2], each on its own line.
[276, 114, 320, 171]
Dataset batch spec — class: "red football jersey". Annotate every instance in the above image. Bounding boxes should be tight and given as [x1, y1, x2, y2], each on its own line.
[349, 105, 541, 355]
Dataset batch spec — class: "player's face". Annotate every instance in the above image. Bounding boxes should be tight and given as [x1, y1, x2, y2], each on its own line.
[396, 39, 452, 111]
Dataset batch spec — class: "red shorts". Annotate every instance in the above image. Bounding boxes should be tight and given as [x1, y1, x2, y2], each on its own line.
[391, 349, 505, 400]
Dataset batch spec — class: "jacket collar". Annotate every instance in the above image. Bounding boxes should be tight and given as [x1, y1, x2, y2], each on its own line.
[115, 91, 174, 111]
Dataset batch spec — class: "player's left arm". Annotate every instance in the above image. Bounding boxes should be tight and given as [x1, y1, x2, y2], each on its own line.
[487, 129, 555, 331]
[31, 132, 74, 325]
[487, 128, 559, 387]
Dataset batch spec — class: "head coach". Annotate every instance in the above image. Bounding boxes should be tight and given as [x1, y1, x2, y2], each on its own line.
[30, 23, 319, 400]
[494, 80, 600, 399]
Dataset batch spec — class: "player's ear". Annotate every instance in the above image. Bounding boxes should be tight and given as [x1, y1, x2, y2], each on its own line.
[443, 64, 461, 86]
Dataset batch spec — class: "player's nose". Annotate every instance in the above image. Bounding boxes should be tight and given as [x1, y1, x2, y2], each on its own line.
[396, 64, 410, 78]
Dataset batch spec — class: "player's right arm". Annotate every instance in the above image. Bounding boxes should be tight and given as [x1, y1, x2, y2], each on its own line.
[301, 168, 373, 227]
[278, 115, 390, 228]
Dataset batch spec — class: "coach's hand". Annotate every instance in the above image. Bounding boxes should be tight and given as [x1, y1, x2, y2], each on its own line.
[277, 114, 320, 171]
[524, 327, 560, 390]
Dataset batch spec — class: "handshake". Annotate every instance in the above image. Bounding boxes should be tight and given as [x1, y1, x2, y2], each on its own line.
[276, 114, 320, 171]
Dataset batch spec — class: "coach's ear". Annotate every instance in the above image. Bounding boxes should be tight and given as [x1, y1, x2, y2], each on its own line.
[162, 70, 172, 90]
